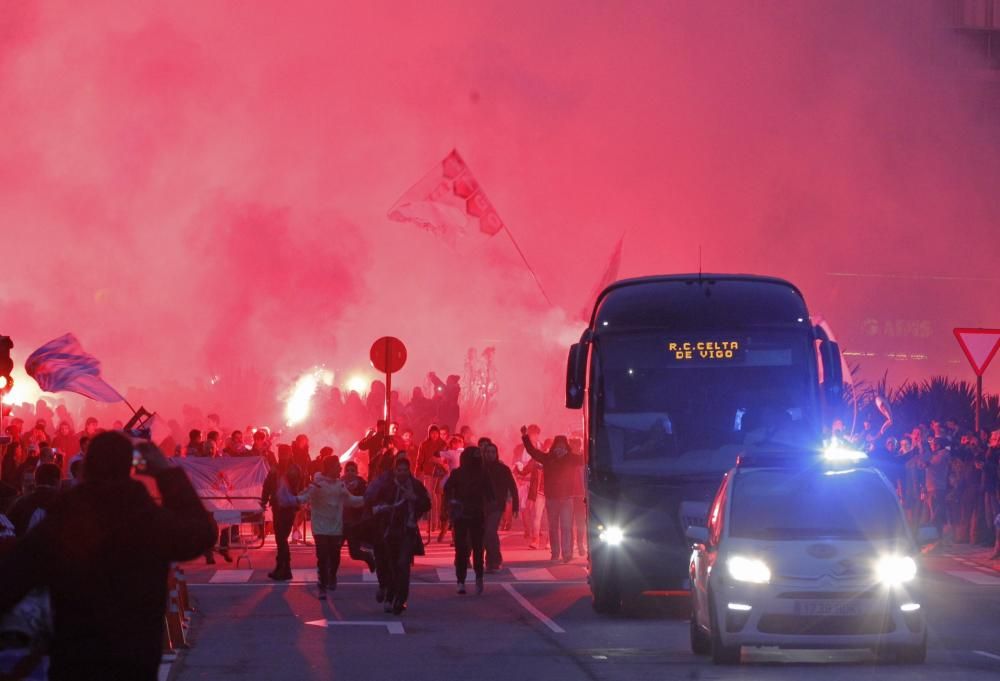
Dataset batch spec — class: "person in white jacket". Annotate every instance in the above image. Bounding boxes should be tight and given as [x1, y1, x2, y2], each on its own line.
[297, 457, 364, 599]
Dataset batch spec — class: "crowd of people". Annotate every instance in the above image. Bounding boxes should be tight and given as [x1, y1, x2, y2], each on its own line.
[4, 385, 998, 678]
[252, 418, 588, 613]
[839, 416, 1000, 557]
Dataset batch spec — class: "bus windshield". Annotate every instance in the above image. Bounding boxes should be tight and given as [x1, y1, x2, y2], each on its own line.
[592, 329, 819, 476]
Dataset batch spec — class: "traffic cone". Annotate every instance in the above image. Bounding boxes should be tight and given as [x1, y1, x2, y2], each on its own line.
[163, 616, 173, 653]
[175, 566, 192, 618]
[165, 572, 189, 649]
[165, 597, 189, 649]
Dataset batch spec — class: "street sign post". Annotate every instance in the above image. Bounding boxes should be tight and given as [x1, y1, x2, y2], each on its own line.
[369, 336, 407, 424]
[953, 328, 1000, 432]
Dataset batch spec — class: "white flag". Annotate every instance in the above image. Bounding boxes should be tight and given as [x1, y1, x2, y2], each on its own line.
[388, 150, 505, 240]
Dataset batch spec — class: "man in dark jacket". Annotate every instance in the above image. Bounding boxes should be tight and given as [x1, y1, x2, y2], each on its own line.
[521, 427, 584, 563]
[369, 457, 430, 614]
[7, 462, 62, 537]
[341, 460, 376, 572]
[482, 441, 518, 571]
[261, 445, 303, 580]
[0, 431, 216, 681]
[444, 447, 494, 594]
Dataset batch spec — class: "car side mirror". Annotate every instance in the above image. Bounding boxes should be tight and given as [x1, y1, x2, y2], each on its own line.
[566, 343, 587, 409]
[916, 525, 939, 546]
[686, 525, 709, 546]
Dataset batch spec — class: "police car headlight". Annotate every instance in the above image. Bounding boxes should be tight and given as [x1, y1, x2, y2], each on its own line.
[876, 555, 917, 585]
[727, 556, 771, 584]
[598, 526, 625, 546]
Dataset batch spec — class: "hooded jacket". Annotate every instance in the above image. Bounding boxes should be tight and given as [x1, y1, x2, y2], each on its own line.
[485, 459, 519, 514]
[0, 469, 215, 677]
[443, 449, 495, 521]
[297, 473, 364, 536]
[521, 435, 584, 499]
[369, 472, 431, 551]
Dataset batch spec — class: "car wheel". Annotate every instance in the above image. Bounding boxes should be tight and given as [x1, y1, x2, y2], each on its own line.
[896, 634, 927, 664]
[708, 591, 740, 665]
[690, 612, 711, 655]
[591, 574, 622, 615]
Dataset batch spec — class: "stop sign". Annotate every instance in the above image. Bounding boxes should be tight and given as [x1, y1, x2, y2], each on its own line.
[370, 337, 407, 374]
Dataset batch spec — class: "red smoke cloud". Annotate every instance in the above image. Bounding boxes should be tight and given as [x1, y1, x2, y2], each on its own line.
[1, 1, 998, 437]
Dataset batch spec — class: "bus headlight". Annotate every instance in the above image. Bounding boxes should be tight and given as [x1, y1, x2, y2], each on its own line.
[876, 555, 917, 585]
[598, 526, 625, 546]
[727, 556, 771, 584]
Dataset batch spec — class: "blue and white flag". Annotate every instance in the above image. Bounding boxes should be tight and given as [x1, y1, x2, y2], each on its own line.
[25, 333, 124, 403]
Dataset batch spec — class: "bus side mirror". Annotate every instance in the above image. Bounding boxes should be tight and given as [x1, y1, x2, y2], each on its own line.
[685, 525, 709, 545]
[820, 339, 843, 403]
[566, 343, 587, 409]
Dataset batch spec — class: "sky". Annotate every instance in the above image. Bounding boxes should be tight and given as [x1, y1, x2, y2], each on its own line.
[1, 0, 998, 435]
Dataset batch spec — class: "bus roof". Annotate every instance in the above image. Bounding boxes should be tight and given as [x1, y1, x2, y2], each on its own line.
[589, 274, 810, 332]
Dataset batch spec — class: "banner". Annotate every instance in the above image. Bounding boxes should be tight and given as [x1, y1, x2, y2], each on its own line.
[388, 149, 505, 240]
[175, 456, 270, 512]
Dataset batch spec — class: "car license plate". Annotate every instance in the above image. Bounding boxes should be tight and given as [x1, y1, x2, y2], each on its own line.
[792, 600, 863, 617]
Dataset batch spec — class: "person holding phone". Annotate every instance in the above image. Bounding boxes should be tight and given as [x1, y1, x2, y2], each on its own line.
[0, 432, 216, 681]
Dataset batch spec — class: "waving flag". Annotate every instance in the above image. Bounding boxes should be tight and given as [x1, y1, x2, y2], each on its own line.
[388, 149, 505, 240]
[25, 333, 124, 402]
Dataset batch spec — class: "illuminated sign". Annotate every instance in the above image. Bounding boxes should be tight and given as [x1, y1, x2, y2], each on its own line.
[667, 340, 742, 361]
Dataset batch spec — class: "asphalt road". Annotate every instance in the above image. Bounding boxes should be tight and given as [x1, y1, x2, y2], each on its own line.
[168, 535, 1000, 681]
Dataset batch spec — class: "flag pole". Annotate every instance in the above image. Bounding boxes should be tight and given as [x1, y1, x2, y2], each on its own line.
[501, 225, 555, 308]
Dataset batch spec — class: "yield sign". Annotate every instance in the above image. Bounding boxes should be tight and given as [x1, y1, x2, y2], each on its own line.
[953, 328, 1000, 376]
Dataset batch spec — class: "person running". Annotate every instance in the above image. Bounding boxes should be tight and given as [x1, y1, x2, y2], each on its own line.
[341, 461, 377, 573]
[444, 446, 494, 595]
[369, 457, 430, 614]
[261, 445, 304, 581]
[296, 457, 364, 599]
[482, 441, 518, 572]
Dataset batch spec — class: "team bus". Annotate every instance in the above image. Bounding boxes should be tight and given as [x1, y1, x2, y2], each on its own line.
[565, 274, 844, 613]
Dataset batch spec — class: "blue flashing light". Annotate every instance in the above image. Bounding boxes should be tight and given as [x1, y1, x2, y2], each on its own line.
[822, 440, 867, 464]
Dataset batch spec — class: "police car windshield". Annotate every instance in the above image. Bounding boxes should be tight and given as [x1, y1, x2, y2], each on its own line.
[729, 468, 906, 541]
[592, 329, 819, 476]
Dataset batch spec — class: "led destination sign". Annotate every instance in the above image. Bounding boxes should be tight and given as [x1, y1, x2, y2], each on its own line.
[667, 340, 743, 362]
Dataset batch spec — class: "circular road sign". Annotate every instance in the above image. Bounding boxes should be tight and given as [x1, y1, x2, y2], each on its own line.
[370, 336, 407, 374]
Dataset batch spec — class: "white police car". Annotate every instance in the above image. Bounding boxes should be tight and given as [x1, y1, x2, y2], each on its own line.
[687, 447, 930, 665]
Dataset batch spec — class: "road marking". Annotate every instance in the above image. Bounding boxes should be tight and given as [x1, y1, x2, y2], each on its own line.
[436, 567, 456, 583]
[974, 650, 1000, 662]
[305, 619, 404, 634]
[945, 570, 1000, 586]
[209, 569, 253, 584]
[509, 567, 555, 581]
[501, 583, 566, 634]
[362, 570, 379, 582]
